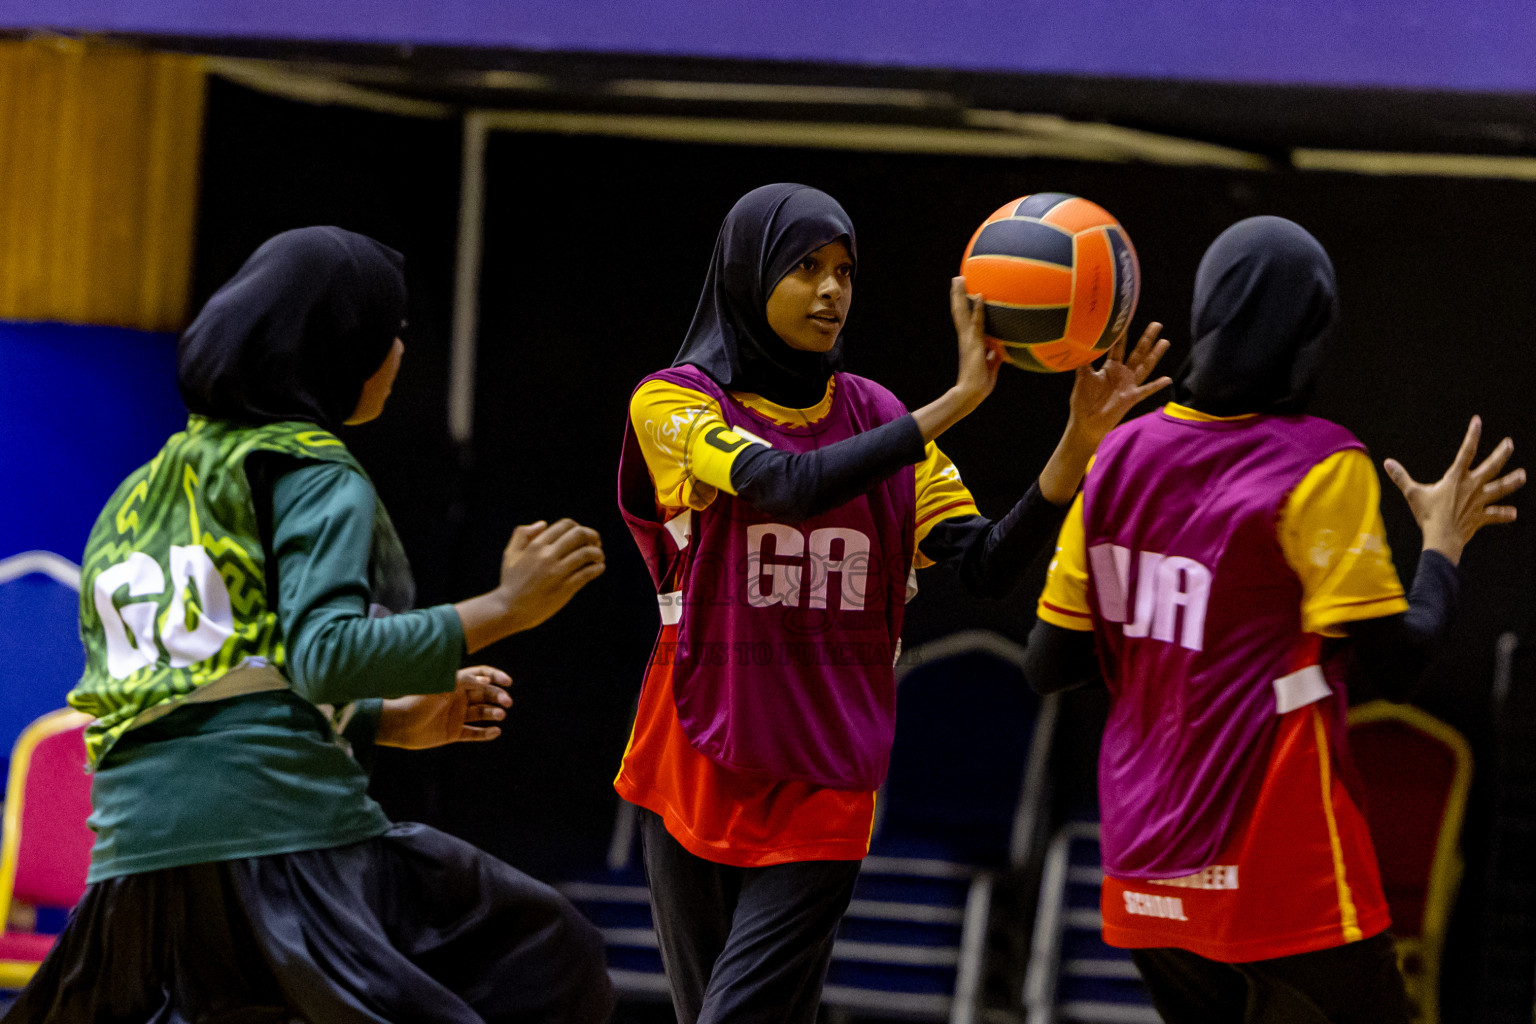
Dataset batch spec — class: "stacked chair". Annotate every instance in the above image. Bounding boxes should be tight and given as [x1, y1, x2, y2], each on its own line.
[822, 631, 1058, 1022]
[1022, 822, 1157, 1024]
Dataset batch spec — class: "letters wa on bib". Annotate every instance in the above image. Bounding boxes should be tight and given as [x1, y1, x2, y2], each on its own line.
[1037, 217, 1411, 963]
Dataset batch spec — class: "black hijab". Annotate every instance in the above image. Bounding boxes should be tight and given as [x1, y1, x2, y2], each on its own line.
[672, 183, 857, 408]
[1173, 216, 1338, 416]
[178, 226, 407, 432]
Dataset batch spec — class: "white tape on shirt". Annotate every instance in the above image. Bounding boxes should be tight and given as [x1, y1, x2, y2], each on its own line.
[658, 591, 684, 626]
[664, 510, 692, 551]
[1273, 664, 1332, 715]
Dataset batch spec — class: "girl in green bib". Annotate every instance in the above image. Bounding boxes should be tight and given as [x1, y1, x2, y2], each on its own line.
[9, 227, 613, 1024]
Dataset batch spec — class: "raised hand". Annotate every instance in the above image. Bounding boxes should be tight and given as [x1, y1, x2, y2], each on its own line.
[1383, 416, 1525, 565]
[456, 518, 606, 652]
[377, 665, 514, 750]
[1038, 322, 1172, 505]
[495, 519, 606, 633]
[912, 278, 1003, 442]
[950, 276, 1002, 404]
[1067, 321, 1173, 448]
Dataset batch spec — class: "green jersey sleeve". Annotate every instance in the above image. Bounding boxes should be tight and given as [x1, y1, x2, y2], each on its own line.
[271, 461, 463, 704]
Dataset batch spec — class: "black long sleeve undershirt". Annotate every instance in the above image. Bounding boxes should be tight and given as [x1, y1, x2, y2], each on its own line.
[917, 488, 1071, 599]
[1021, 549, 1462, 700]
[729, 414, 927, 523]
[1344, 549, 1459, 701]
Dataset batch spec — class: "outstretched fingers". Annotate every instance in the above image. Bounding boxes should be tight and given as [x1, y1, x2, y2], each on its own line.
[1481, 467, 1526, 507]
[1122, 322, 1166, 379]
[949, 276, 969, 319]
[1133, 374, 1174, 403]
[1381, 457, 1418, 498]
[1471, 435, 1516, 486]
[1102, 331, 1128, 367]
[950, 277, 984, 331]
[1479, 505, 1520, 527]
[1450, 416, 1483, 476]
[1112, 325, 1173, 406]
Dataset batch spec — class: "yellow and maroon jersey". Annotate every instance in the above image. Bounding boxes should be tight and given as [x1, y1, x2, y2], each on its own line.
[616, 376, 978, 866]
[1038, 403, 1407, 960]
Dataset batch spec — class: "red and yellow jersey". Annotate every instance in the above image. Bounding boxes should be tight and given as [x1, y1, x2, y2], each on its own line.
[1099, 696, 1391, 961]
[1039, 403, 1406, 961]
[616, 376, 978, 866]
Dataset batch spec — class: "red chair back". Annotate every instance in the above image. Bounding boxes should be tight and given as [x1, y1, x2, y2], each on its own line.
[1347, 704, 1470, 937]
[1347, 702, 1471, 1024]
[1, 710, 93, 914]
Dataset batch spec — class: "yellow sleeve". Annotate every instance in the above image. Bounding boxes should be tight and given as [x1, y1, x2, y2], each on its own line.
[1279, 449, 1408, 636]
[1036, 488, 1094, 631]
[912, 442, 981, 568]
[629, 380, 766, 513]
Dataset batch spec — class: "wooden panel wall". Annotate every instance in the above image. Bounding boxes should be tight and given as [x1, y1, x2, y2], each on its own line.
[0, 38, 205, 331]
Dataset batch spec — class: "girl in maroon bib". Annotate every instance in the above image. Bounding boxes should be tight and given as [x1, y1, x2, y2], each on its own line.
[1028, 216, 1524, 1023]
[617, 183, 1172, 1024]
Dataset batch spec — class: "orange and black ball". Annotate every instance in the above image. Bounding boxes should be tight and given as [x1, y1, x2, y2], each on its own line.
[960, 193, 1141, 372]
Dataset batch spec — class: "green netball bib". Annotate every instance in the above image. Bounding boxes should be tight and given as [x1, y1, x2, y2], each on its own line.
[69, 416, 409, 768]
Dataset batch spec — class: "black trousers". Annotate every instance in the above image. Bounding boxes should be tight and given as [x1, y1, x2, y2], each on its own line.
[638, 809, 861, 1024]
[6, 823, 613, 1024]
[1130, 932, 1411, 1024]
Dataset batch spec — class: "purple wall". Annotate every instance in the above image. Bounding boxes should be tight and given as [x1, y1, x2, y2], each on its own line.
[5, 0, 1534, 93]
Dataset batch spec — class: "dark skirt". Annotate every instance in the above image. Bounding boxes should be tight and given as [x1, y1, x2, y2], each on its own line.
[5, 823, 613, 1024]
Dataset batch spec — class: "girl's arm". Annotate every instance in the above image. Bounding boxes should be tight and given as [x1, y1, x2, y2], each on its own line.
[911, 321, 1172, 597]
[454, 518, 605, 653]
[729, 417, 926, 523]
[1035, 320, 1171, 505]
[270, 460, 603, 705]
[907, 277, 1004, 440]
[732, 284, 1168, 523]
[913, 282, 1170, 504]
[270, 460, 463, 705]
[1022, 618, 1101, 695]
[917, 487, 1068, 600]
[376, 665, 514, 748]
[1343, 552, 1458, 701]
[1347, 416, 1523, 699]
